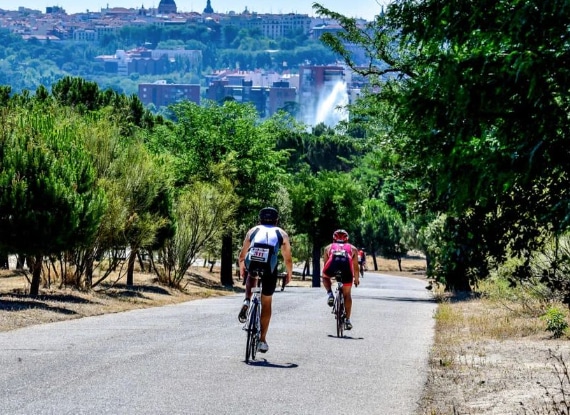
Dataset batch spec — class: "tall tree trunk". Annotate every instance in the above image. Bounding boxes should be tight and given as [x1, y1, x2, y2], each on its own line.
[372, 252, 378, 271]
[220, 233, 233, 287]
[85, 253, 94, 290]
[0, 251, 8, 269]
[127, 248, 137, 286]
[397, 257, 402, 272]
[29, 254, 43, 297]
[311, 242, 321, 288]
[446, 258, 471, 292]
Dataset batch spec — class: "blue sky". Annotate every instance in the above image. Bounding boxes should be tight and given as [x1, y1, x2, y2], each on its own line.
[10, 1, 386, 21]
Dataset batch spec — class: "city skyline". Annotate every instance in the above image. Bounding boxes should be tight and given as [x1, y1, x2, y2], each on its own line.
[8, 0, 385, 21]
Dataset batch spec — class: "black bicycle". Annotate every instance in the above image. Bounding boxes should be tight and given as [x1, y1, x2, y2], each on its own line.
[332, 271, 346, 338]
[244, 273, 262, 363]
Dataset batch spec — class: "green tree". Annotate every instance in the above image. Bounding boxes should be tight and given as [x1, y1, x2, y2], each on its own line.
[316, 0, 570, 291]
[0, 105, 105, 296]
[158, 179, 237, 287]
[290, 169, 364, 286]
[148, 100, 287, 286]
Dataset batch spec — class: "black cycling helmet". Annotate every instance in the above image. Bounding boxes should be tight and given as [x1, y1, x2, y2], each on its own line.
[333, 229, 349, 243]
[259, 207, 279, 224]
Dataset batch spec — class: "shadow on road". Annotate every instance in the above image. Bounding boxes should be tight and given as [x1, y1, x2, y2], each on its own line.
[327, 334, 364, 340]
[245, 359, 298, 368]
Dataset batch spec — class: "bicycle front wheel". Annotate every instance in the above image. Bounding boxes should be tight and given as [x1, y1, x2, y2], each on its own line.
[250, 303, 260, 361]
[245, 303, 258, 363]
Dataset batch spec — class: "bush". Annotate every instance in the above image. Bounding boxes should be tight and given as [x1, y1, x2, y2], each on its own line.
[542, 307, 568, 338]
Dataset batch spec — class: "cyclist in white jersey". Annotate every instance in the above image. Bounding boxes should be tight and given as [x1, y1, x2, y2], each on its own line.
[237, 207, 293, 353]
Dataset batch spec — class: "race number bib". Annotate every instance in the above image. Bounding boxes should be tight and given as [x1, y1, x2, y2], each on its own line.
[250, 247, 270, 263]
[332, 249, 347, 258]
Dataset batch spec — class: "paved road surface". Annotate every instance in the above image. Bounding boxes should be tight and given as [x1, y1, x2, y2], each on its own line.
[0, 272, 436, 414]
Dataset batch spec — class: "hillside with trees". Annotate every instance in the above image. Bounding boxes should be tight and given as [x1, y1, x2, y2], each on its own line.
[0, 23, 339, 96]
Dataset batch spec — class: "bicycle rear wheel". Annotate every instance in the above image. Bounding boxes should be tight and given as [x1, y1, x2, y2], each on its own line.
[335, 291, 344, 338]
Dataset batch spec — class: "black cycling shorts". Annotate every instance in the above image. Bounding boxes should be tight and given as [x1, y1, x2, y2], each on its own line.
[323, 260, 353, 285]
[247, 268, 278, 296]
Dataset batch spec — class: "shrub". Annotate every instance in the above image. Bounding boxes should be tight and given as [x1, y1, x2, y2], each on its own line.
[542, 307, 568, 338]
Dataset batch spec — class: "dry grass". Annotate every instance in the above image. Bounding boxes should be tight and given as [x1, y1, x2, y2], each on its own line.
[420, 284, 570, 415]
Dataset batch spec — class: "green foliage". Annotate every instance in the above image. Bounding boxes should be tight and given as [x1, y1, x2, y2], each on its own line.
[542, 307, 568, 339]
[360, 198, 406, 260]
[290, 168, 365, 248]
[158, 180, 238, 287]
[316, 0, 570, 291]
[0, 105, 105, 256]
[162, 100, 288, 222]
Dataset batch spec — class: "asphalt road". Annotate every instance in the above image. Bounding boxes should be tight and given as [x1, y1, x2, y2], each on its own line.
[0, 272, 436, 415]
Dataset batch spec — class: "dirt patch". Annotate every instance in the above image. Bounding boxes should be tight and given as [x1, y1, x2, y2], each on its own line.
[418, 294, 570, 414]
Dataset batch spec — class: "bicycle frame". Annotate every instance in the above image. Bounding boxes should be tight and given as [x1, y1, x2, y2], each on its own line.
[244, 273, 262, 363]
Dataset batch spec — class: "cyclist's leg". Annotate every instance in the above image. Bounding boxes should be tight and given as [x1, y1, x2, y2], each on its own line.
[322, 274, 334, 306]
[259, 270, 278, 345]
[322, 273, 332, 292]
[244, 272, 254, 300]
[342, 284, 353, 318]
[238, 272, 254, 322]
[341, 270, 354, 319]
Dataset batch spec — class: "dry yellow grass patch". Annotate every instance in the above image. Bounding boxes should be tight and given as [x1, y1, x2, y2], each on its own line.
[420, 289, 570, 415]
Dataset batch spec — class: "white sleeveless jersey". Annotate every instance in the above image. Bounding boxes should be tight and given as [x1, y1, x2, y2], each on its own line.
[250, 225, 281, 246]
[245, 225, 283, 273]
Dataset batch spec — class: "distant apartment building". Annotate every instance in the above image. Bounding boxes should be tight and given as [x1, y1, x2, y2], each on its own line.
[96, 47, 202, 76]
[299, 65, 344, 106]
[268, 81, 297, 115]
[205, 70, 298, 117]
[138, 80, 200, 108]
[206, 79, 269, 117]
[73, 28, 97, 41]
[221, 11, 311, 39]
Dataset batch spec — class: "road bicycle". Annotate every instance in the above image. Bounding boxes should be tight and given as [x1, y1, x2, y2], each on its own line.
[332, 270, 346, 338]
[243, 272, 262, 363]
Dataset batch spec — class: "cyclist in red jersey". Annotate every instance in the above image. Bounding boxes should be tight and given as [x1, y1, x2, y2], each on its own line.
[321, 229, 360, 330]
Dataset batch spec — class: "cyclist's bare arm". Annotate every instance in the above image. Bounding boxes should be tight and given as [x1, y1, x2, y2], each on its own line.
[238, 229, 253, 277]
[279, 228, 293, 285]
[351, 245, 360, 286]
[321, 244, 331, 277]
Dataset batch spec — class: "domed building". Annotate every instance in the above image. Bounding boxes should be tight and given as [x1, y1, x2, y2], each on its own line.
[158, 0, 177, 14]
